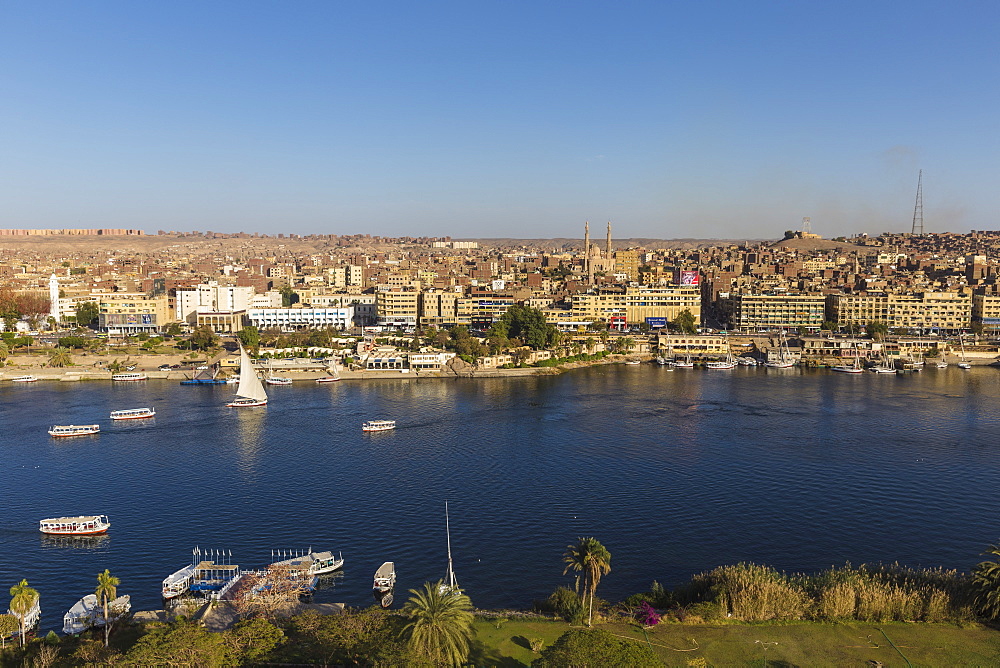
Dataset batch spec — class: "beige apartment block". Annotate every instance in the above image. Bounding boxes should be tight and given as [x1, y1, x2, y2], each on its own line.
[972, 294, 1000, 333]
[570, 286, 701, 325]
[375, 287, 419, 328]
[829, 292, 971, 332]
[720, 293, 827, 331]
[656, 333, 729, 356]
[97, 293, 170, 333]
[419, 290, 461, 328]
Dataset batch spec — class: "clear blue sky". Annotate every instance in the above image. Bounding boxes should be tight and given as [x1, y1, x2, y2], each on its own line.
[2, 1, 997, 239]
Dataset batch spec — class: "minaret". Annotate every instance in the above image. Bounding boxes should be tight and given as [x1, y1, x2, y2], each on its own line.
[606, 221, 613, 272]
[583, 221, 591, 281]
[48, 273, 59, 326]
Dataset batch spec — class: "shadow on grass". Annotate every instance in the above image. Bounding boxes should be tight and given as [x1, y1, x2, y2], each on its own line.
[511, 635, 532, 650]
[745, 660, 799, 668]
[468, 638, 529, 668]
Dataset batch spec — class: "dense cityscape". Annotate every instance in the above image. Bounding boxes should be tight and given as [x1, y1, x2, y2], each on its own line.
[3, 224, 1000, 372]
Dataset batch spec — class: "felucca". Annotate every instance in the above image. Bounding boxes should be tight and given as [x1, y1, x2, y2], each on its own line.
[227, 345, 268, 407]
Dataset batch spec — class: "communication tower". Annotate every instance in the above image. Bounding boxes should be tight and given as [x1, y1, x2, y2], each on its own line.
[911, 170, 924, 235]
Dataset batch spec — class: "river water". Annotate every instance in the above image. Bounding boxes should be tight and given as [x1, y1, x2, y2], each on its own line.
[3, 365, 1000, 632]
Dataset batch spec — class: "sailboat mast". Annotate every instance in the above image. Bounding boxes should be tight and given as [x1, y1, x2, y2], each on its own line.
[445, 501, 456, 588]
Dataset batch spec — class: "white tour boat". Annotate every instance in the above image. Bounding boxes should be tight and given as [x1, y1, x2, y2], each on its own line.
[264, 376, 293, 385]
[227, 344, 268, 407]
[162, 564, 198, 599]
[48, 424, 100, 437]
[706, 333, 736, 369]
[63, 593, 131, 635]
[362, 420, 396, 432]
[111, 372, 147, 381]
[9, 375, 38, 383]
[6, 598, 40, 638]
[269, 549, 345, 576]
[110, 407, 155, 420]
[39, 515, 110, 536]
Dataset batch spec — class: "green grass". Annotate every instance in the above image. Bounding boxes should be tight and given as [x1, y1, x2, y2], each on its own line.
[469, 618, 1000, 667]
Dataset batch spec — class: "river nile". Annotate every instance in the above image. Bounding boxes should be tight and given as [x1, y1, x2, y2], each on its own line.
[4, 365, 1000, 632]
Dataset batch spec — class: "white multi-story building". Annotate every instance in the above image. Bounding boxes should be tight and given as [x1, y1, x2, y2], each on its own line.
[248, 306, 355, 331]
[176, 282, 255, 322]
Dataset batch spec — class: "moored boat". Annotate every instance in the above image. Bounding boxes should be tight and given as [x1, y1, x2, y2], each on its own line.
[9, 375, 38, 383]
[269, 549, 345, 576]
[162, 564, 198, 599]
[62, 594, 131, 635]
[39, 515, 110, 536]
[439, 501, 461, 597]
[264, 376, 293, 385]
[110, 407, 155, 420]
[6, 598, 40, 638]
[363, 420, 396, 432]
[111, 372, 147, 381]
[316, 358, 342, 382]
[48, 424, 100, 437]
[373, 561, 395, 607]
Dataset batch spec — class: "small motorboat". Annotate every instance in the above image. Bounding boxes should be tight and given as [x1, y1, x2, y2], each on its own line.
[373, 561, 395, 607]
[9, 375, 38, 383]
[363, 420, 396, 432]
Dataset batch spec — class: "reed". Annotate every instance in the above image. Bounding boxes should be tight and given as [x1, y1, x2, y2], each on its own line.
[680, 562, 973, 623]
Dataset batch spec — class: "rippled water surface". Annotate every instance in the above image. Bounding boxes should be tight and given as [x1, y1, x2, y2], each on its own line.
[4, 366, 1000, 631]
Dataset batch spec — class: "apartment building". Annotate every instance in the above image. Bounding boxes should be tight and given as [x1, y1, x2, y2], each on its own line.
[97, 294, 170, 334]
[718, 293, 827, 332]
[419, 290, 460, 328]
[828, 292, 971, 332]
[175, 282, 254, 322]
[972, 294, 1000, 333]
[247, 306, 354, 330]
[570, 285, 701, 326]
[375, 288, 419, 329]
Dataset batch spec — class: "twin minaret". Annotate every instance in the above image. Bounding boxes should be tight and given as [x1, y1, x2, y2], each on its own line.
[583, 221, 613, 283]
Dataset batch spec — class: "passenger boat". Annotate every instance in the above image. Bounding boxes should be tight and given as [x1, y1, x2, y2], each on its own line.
[363, 420, 396, 432]
[111, 372, 147, 381]
[48, 424, 100, 437]
[9, 375, 38, 382]
[269, 549, 345, 576]
[110, 407, 155, 420]
[162, 564, 197, 599]
[39, 515, 110, 535]
[373, 562, 395, 607]
[227, 344, 268, 407]
[706, 333, 736, 369]
[624, 359, 641, 365]
[264, 376, 293, 385]
[63, 594, 131, 635]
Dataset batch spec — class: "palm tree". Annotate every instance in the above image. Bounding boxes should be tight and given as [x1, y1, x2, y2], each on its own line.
[95, 569, 120, 647]
[563, 537, 612, 627]
[8, 579, 39, 648]
[48, 346, 72, 367]
[973, 543, 1000, 620]
[401, 580, 474, 666]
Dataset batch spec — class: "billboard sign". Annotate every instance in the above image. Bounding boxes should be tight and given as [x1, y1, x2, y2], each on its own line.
[678, 270, 700, 286]
[645, 317, 667, 329]
[610, 315, 627, 330]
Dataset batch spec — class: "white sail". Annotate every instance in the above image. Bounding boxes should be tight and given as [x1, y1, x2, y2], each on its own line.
[234, 345, 268, 403]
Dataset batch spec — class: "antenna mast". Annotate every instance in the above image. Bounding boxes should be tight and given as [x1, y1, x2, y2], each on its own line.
[911, 170, 924, 235]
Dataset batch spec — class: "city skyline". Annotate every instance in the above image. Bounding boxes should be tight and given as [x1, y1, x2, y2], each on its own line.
[2, 1, 998, 239]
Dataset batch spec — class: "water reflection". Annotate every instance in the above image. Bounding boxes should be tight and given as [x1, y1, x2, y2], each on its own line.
[233, 407, 266, 479]
[40, 534, 110, 550]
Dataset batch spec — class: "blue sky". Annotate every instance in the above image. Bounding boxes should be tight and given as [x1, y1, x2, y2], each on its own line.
[1, 1, 997, 239]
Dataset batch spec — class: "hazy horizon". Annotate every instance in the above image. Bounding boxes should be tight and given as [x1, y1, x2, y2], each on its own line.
[2, 2, 997, 239]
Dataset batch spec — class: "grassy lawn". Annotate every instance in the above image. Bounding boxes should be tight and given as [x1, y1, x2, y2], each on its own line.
[470, 618, 1000, 667]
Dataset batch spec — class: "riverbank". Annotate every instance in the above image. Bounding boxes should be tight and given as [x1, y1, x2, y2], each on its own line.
[0, 351, 642, 381]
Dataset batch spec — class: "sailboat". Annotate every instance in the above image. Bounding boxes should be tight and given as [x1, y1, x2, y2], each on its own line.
[316, 358, 341, 383]
[439, 501, 461, 596]
[264, 359, 293, 386]
[958, 332, 972, 369]
[227, 345, 268, 407]
[832, 341, 864, 373]
[674, 342, 694, 368]
[764, 332, 795, 368]
[705, 333, 736, 369]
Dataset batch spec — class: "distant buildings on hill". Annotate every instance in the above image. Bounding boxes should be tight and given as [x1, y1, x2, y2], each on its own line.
[0, 228, 143, 236]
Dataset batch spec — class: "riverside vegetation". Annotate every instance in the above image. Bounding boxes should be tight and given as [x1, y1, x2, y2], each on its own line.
[5, 539, 1000, 666]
